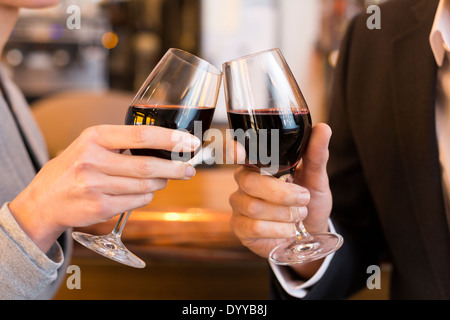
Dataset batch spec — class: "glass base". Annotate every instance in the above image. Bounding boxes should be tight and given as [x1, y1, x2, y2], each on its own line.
[269, 233, 343, 265]
[72, 231, 146, 268]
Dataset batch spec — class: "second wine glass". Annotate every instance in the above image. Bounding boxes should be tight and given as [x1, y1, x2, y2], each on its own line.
[223, 48, 343, 265]
[72, 48, 222, 268]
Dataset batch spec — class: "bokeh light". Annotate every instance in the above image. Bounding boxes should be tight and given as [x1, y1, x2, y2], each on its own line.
[49, 23, 64, 40]
[101, 32, 119, 49]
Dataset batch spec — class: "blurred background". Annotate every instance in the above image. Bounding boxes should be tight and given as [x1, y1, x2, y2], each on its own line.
[2, 0, 390, 300]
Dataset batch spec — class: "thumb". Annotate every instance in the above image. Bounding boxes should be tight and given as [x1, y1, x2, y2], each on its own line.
[294, 123, 333, 233]
[294, 123, 332, 192]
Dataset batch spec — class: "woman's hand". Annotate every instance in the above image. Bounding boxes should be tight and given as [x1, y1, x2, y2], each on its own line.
[9, 125, 199, 253]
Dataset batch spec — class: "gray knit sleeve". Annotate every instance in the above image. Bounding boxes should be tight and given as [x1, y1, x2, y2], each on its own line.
[0, 202, 64, 299]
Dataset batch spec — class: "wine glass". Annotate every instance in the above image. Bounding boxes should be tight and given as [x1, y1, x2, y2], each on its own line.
[72, 48, 222, 268]
[223, 48, 343, 265]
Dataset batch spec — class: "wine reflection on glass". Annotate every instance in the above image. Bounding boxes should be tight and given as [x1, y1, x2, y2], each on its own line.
[223, 48, 343, 265]
[72, 48, 222, 268]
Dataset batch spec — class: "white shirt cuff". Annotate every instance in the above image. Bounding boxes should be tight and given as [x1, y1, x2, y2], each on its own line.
[269, 219, 336, 299]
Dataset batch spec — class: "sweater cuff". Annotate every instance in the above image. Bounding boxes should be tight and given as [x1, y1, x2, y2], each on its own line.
[0, 202, 64, 299]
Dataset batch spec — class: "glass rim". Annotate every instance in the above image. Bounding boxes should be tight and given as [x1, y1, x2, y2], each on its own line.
[222, 48, 282, 66]
[168, 48, 223, 76]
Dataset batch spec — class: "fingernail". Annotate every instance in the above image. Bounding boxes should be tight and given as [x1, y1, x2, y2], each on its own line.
[296, 190, 310, 205]
[185, 165, 196, 177]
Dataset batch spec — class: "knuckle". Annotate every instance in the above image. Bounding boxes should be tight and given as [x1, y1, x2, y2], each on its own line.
[72, 161, 97, 191]
[138, 159, 153, 177]
[73, 155, 93, 173]
[229, 190, 249, 213]
[80, 126, 101, 143]
[249, 220, 264, 237]
[131, 125, 148, 144]
[238, 171, 254, 195]
[233, 167, 241, 182]
[139, 179, 152, 193]
[73, 167, 96, 194]
[79, 178, 97, 195]
[229, 213, 246, 239]
[233, 167, 247, 184]
[228, 191, 239, 209]
[91, 198, 110, 218]
[245, 199, 260, 218]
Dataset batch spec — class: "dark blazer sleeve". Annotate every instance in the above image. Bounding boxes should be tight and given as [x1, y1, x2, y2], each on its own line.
[270, 14, 388, 300]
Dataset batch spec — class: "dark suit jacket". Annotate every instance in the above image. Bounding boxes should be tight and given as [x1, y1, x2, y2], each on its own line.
[271, 0, 450, 299]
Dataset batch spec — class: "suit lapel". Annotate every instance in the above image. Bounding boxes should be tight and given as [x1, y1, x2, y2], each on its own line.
[390, 0, 450, 297]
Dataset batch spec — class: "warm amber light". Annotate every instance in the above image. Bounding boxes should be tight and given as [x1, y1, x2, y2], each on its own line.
[101, 32, 119, 49]
[164, 212, 181, 221]
[131, 209, 229, 223]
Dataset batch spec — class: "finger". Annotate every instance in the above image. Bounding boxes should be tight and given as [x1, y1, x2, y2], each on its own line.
[234, 167, 310, 206]
[81, 125, 201, 152]
[72, 168, 168, 196]
[225, 139, 247, 164]
[99, 175, 168, 196]
[230, 211, 296, 240]
[104, 193, 156, 216]
[84, 150, 196, 180]
[229, 189, 306, 222]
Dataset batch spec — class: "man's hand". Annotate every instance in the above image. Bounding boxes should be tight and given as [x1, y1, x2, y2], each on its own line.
[229, 123, 333, 277]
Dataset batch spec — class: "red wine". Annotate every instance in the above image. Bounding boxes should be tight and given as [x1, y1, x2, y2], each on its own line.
[125, 104, 215, 160]
[227, 108, 312, 177]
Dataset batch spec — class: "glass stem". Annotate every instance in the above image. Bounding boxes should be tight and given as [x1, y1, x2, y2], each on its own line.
[279, 174, 312, 242]
[289, 206, 312, 241]
[111, 210, 132, 238]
